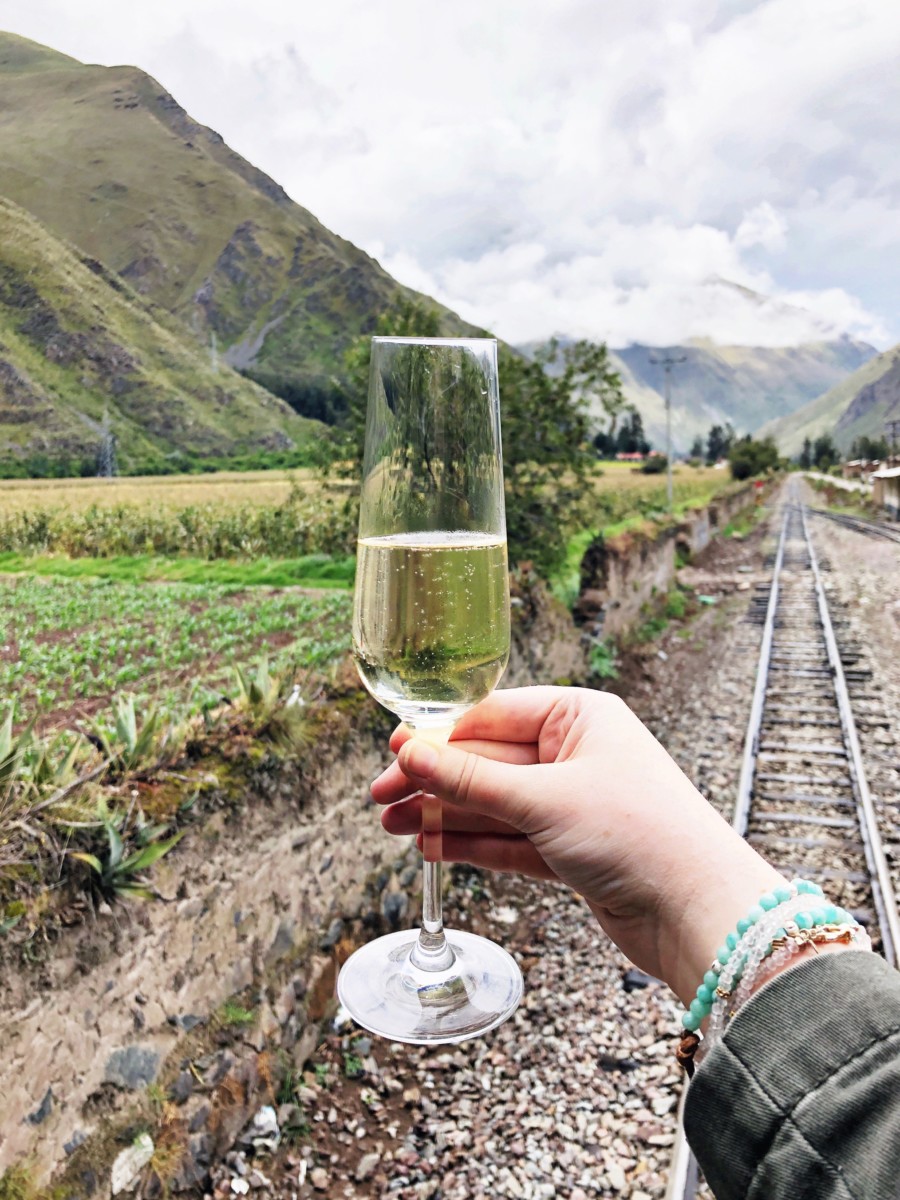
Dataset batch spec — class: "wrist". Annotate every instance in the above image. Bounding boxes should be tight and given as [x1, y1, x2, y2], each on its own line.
[661, 851, 786, 1007]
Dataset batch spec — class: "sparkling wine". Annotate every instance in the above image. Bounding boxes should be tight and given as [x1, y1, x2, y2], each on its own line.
[353, 530, 510, 715]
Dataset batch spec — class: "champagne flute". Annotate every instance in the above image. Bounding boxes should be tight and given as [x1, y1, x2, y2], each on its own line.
[337, 336, 524, 1044]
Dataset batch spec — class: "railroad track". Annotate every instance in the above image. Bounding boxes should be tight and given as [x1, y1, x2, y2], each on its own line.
[808, 506, 900, 545]
[666, 493, 900, 1200]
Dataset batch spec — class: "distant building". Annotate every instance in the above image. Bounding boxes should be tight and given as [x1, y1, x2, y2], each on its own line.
[842, 459, 878, 480]
[872, 466, 900, 520]
[615, 452, 645, 462]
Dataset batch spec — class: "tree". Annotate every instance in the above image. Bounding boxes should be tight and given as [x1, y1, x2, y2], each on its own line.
[328, 297, 444, 471]
[706, 422, 735, 464]
[728, 435, 780, 480]
[689, 435, 704, 460]
[812, 433, 838, 470]
[799, 437, 812, 470]
[499, 338, 607, 573]
[848, 434, 888, 461]
[616, 407, 651, 455]
[327, 304, 609, 576]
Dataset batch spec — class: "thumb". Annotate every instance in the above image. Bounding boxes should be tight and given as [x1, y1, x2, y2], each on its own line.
[397, 738, 540, 832]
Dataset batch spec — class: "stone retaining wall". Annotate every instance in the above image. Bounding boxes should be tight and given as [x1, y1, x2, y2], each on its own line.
[575, 484, 756, 637]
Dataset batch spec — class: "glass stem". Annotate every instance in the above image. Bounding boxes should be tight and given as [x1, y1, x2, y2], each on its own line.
[408, 723, 455, 973]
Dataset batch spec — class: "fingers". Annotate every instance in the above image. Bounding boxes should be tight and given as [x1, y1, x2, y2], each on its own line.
[372, 739, 539, 808]
[397, 739, 547, 831]
[419, 831, 559, 882]
[382, 794, 517, 837]
[388, 687, 568, 755]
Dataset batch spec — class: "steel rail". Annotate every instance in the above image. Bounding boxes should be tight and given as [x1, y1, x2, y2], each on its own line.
[732, 506, 789, 837]
[801, 503, 900, 967]
[666, 492, 900, 1200]
[666, 503, 789, 1200]
[808, 506, 900, 546]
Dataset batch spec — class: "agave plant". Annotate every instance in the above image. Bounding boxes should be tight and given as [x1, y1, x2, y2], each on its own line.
[69, 807, 183, 902]
[232, 658, 311, 749]
[89, 694, 186, 774]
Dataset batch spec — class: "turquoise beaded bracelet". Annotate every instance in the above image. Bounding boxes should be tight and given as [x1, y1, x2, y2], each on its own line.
[681, 878, 834, 1032]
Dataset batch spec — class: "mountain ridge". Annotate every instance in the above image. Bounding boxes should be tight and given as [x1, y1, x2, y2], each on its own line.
[759, 342, 900, 454]
[0, 31, 479, 415]
[0, 194, 319, 470]
[518, 334, 876, 452]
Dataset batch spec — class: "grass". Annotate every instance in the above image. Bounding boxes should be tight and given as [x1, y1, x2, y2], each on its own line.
[0, 1166, 35, 1200]
[218, 1001, 256, 1028]
[0, 551, 355, 589]
[550, 465, 737, 603]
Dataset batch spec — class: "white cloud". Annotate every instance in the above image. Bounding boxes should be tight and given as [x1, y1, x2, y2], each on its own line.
[4, 0, 900, 348]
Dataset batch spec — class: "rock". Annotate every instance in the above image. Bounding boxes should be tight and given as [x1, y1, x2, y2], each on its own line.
[26, 1087, 53, 1125]
[170, 1071, 194, 1104]
[230, 1180, 250, 1196]
[241, 1105, 279, 1151]
[606, 1162, 627, 1192]
[291, 1025, 319, 1071]
[381, 890, 409, 930]
[319, 918, 344, 951]
[310, 1167, 328, 1191]
[173, 1134, 210, 1190]
[167, 1013, 204, 1032]
[104, 1045, 161, 1090]
[275, 981, 296, 1025]
[64, 1130, 88, 1156]
[622, 968, 661, 991]
[489, 906, 517, 925]
[110, 1132, 154, 1195]
[250, 1002, 281, 1049]
[355, 1152, 380, 1182]
[267, 919, 295, 961]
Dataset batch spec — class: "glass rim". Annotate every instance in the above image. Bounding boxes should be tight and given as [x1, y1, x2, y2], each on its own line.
[371, 336, 497, 347]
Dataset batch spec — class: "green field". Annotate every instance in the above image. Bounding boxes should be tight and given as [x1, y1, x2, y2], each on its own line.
[0, 462, 735, 729]
[0, 573, 350, 728]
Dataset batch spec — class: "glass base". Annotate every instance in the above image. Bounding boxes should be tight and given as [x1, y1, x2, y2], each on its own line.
[337, 928, 524, 1045]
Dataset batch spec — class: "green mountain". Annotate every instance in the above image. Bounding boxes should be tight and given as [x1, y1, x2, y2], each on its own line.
[0, 195, 318, 469]
[759, 343, 900, 455]
[611, 336, 876, 451]
[518, 333, 876, 453]
[0, 31, 475, 421]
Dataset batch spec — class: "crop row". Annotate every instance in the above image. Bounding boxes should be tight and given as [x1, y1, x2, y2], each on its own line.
[0, 575, 351, 720]
[0, 495, 356, 560]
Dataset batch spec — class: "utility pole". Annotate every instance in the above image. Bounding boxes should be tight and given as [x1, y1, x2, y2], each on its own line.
[649, 353, 686, 512]
[97, 409, 117, 478]
[885, 419, 900, 464]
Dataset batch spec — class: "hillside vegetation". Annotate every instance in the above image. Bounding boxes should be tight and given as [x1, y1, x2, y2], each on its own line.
[760, 342, 900, 454]
[0, 31, 477, 418]
[0, 197, 319, 471]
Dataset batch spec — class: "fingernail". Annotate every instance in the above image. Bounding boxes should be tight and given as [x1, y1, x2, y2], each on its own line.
[403, 740, 439, 779]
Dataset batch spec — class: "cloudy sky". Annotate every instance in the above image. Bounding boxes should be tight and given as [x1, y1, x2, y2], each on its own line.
[5, 0, 900, 348]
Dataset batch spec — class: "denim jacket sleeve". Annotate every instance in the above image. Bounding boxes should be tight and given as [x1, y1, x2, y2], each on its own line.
[684, 951, 900, 1200]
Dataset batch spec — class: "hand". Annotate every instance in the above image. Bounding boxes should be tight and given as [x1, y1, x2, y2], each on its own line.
[371, 686, 784, 1005]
